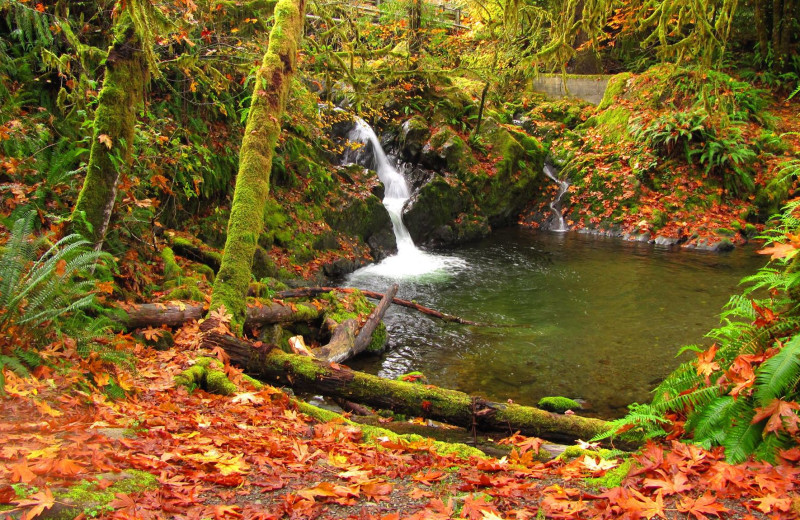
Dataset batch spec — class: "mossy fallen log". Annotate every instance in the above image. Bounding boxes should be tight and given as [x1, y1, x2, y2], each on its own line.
[203, 331, 614, 444]
[118, 300, 322, 330]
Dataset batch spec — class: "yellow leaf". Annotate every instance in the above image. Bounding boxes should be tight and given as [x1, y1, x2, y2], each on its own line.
[98, 134, 113, 149]
[216, 454, 249, 475]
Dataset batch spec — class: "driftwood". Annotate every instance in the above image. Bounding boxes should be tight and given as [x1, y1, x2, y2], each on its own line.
[202, 331, 613, 444]
[275, 287, 501, 327]
[119, 300, 322, 330]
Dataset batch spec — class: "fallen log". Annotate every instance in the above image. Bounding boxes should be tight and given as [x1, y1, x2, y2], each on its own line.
[311, 284, 398, 364]
[352, 284, 398, 354]
[119, 300, 322, 330]
[275, 287, 508, 327]
[203, 331, 613, 444]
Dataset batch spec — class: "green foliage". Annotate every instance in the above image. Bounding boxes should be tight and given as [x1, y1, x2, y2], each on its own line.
[0, 212, 112, 350]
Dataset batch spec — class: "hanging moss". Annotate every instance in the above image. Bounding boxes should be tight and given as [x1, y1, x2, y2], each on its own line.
[209, 0, 307, 334]
[71, 12, 146, 246]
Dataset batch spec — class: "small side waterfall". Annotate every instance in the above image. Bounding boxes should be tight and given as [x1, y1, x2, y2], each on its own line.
[543, 163, 570, 233]
[345, 118, 465, 279]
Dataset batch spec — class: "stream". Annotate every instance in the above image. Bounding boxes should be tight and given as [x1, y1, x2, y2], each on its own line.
[347, 230, 765, 418]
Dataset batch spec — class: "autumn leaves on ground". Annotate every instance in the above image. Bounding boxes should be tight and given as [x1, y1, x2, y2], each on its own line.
[2, 315, 800, 519]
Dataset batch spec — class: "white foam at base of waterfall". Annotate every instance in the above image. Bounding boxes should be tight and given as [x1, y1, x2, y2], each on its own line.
[346, 119, 467, 280]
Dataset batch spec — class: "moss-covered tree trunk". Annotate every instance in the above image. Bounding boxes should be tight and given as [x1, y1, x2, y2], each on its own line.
[71, 14, 146, 247]
[209, 0, 306, 333]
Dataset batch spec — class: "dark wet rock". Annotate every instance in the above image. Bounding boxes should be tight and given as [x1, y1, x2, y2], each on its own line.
[322, 256, 370, 278]
[404, 165, 435, 192]
[325, 193, 397, 260]
[399, 116, 430, 163]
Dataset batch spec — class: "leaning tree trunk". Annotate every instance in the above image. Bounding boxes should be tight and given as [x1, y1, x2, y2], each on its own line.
[203, 332, 614, 444]
[71, 13, 146, 247]
[209, 0, 306, 333]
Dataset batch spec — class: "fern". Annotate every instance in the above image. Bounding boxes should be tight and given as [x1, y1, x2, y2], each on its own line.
[0, 212, 112, 349]
[722, 406, 763, 464]
[754, 335, 800, 406]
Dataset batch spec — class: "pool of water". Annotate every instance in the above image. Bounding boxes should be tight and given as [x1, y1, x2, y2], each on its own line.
[345, 229, 765, 418]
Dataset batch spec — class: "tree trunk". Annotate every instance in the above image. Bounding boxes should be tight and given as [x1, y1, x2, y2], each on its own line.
[772, 0, 782, 54]
[71, 14, 146, 247]
[204, 332, 613, 444]
[209, 0, 307, 334]
[779, 0, 796, 67]
[753, 0, 769, 59]
[408, 0, 422, 56]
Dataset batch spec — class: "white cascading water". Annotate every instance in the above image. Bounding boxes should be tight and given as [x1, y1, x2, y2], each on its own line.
[347, 118, 465, 279]
[543, 163, 570, 233]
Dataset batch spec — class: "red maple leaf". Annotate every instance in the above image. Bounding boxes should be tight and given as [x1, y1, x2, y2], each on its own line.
[677, 492, 730, 520]
[752, 399, 800, 435]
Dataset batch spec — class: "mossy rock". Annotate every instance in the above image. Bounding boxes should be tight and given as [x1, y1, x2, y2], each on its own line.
[325, 192, 397, 259]
[165, 279, 206, 302]
[538, 396, 581, 413]
[403, 174, 489, 247]
[420, 127, 477, 174]
[466, 120, 547, 226]
[598, 72, 633, 110]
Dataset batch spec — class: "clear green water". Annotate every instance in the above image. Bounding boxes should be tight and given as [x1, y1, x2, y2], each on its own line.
[346, 229, 765, 418]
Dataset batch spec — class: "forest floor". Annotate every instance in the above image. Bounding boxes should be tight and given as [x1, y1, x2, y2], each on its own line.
[2, 323, 800, 520]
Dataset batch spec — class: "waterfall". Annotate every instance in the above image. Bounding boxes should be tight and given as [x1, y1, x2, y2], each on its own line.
[345, 118, 465, 279]
[543, 163, 570, 233]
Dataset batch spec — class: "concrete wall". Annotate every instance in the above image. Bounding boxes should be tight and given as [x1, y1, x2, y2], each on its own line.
[529, 75, 612, 105]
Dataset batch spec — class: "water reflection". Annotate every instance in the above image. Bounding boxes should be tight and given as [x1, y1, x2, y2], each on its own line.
[346, 230, 765, 418]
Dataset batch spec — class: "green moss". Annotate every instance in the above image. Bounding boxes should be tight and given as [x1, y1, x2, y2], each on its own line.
[206, 369, 237, 395]
[585, 458, 636, 489]
[558, 445, 612, 461]
[56, 470, 157, 518]
[294, 400, 484, 459]
[161, 247, 181, 281]
[192, 263, 215, 283]
[366, 321, 387, 352]
[165, 280, 206, 302]
[598, 72, 632, 110]
[538, 396, 581, 413]
[593, 106, 632, 145]
[242, 374, 264, 390]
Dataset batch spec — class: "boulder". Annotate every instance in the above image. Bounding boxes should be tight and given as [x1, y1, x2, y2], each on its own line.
[403, 175, 489, 247]
[420, 127, 477, 174]
[399, 116, 431, 163]
[325, 191, 397, 261]
[466, 120, 547, 227]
